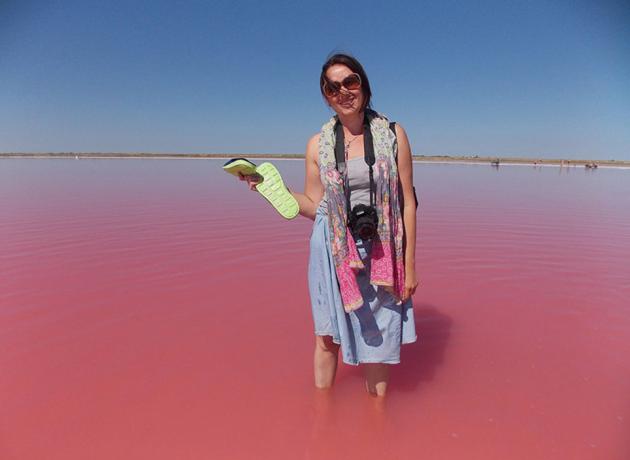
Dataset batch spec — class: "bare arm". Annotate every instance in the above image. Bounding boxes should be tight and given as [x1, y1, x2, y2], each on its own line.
[291, 134, 324, 220]
[395, 123, 419, 300]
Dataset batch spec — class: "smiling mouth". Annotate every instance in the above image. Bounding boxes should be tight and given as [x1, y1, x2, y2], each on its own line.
[339, 95, 355, 107]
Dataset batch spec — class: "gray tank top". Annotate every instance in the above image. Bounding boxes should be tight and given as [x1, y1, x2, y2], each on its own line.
[318, 157, 371, 211]
[346, 156, 371, 209]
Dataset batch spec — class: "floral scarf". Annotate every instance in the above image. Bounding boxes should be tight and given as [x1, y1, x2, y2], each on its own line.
[318, 110, 405, 312]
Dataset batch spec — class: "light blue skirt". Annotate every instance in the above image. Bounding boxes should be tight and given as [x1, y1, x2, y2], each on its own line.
[308, 202, 417, 366]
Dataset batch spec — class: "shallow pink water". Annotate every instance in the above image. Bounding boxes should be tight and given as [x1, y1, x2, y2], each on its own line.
[1, 159, 630, 459]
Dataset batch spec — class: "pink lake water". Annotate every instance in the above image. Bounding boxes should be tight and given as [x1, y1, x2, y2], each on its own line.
[1, 158, 630, 460]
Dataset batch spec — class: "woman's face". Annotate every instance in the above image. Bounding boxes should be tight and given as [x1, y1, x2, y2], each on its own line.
[323, 64, 365, 117]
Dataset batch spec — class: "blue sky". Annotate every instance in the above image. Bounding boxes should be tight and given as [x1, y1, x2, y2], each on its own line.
[1, 0, 629, 159]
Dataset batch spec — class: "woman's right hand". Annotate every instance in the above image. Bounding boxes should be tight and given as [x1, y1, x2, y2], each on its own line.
[238, 172, 263, 191]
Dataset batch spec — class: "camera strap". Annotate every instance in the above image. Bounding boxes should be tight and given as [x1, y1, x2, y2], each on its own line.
[363, 115, 376, 208]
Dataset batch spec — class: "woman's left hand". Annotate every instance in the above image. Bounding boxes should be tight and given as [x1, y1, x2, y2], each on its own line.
[403, 268, 419, 301]
[238, 171, 263, 191]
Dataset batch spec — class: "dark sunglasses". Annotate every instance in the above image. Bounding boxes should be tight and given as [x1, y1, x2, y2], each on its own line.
[323, 73, 362, 97]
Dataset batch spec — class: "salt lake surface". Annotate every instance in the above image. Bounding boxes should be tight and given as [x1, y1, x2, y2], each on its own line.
[1, 159, 630, 459]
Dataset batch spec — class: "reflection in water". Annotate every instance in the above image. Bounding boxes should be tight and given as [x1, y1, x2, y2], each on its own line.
[306, 387, 390, 460]
[306, 389, 336, 458]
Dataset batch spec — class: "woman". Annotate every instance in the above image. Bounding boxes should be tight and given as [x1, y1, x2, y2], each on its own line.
[242, 53, 418, 397]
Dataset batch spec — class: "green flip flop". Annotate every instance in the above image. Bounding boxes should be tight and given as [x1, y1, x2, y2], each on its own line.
[222, 158, 258, 177]
[255, 162, 299, 220]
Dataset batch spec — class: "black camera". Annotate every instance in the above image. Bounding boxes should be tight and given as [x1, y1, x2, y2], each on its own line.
[348, 204, 378, 241]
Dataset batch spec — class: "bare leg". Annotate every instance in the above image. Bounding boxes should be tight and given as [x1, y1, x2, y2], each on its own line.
[363, 363, 390, 397]
[314, 335, 340, 389]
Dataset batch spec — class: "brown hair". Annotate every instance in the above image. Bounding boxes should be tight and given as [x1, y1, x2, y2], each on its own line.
[320, 53, 372, 110]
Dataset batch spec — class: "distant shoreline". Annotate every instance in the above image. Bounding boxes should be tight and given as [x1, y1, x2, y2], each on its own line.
[1, 152, 629, 168]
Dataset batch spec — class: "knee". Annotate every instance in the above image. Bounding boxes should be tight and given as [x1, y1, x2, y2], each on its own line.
[315, 335, 340, 353]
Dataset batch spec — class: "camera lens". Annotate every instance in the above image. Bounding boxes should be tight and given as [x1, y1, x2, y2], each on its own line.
[349, 204, 378, 241]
